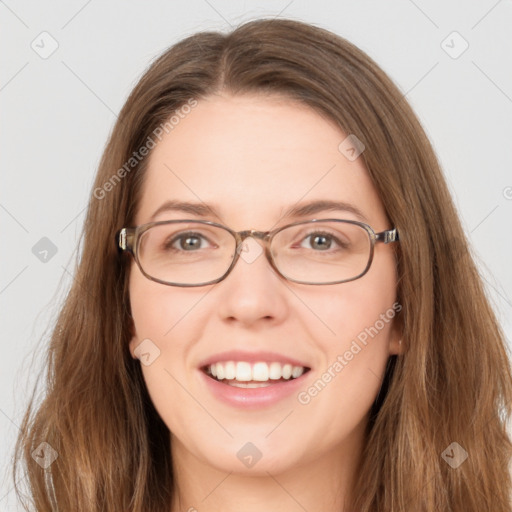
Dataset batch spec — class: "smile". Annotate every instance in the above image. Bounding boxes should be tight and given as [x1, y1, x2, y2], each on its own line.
[202, 361, 311, 388]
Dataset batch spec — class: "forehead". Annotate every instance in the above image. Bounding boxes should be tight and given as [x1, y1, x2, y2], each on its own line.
[135, 94, 387, 229]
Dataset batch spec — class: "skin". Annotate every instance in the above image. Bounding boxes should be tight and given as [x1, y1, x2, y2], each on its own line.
[128, 93, 403, 511]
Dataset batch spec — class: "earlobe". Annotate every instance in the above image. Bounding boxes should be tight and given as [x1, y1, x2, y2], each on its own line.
[388, 303, 404, 355]
[388, 314, 404, 355]
[128, 336, 138, 359]
[127, 319, 139, 359]
[389, 336, 404, 355]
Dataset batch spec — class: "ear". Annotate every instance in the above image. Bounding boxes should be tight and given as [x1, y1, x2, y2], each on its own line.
[124, 267, 140, 360]
[388, 335, 403, 355]
[127, 317, 139, 360]
[388, 307, 404, 356]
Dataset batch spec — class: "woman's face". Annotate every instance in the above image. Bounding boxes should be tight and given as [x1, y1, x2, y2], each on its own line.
[128, 93, 402, 477]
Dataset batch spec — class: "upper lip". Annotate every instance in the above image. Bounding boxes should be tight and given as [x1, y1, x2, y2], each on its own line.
[198, 350, 311, 369]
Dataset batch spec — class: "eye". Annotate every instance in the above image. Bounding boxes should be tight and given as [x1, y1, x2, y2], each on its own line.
[299, 230, 348, 252]
[165, 231, 211, 252]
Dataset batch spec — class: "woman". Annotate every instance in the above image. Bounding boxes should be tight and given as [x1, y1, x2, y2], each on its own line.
[14, 18, 512, 511]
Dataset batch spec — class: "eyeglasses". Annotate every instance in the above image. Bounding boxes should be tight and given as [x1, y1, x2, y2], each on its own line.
[116, 219, 399, 287]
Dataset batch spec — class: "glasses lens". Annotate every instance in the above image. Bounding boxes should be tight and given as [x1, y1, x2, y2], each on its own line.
[271, 221, 372, 284]
[138, 222, 236, 285]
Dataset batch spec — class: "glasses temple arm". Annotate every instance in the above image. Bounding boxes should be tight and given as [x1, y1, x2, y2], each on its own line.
[116, 228, 136, 253]
[376, 228, 399, 244]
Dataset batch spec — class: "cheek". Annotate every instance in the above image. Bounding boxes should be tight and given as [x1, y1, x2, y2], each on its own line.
[303, 251, 398, 398]
[308, 259, 398, 349]
[294, 282, 398, 442]
[316, 285, 397, 384]
[127, 270, 199, 395]
[129, 269, 201, 343]
[128, 267, 213, 379]
[128, 273, 206, 434]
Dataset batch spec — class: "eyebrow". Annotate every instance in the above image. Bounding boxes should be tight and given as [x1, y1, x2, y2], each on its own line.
[149, 199, 369, 223]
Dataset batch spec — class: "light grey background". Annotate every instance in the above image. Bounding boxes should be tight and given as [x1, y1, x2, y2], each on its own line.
[1, 1, 511, 509]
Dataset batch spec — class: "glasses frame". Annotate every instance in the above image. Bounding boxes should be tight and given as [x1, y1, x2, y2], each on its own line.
[116, 218, 399, 287]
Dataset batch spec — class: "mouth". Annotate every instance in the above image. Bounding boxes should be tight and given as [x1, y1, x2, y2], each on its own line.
[201, 361, 311, 388]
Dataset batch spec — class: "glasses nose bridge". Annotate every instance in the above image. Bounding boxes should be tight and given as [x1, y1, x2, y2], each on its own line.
[235, 229, 273, 257]
[237, 228, 271, 243]
[232, 229, 275, 272]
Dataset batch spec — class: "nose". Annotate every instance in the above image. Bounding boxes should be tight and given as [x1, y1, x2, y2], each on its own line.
[215, 236, 289, 325]
[236, 236, 267, 266]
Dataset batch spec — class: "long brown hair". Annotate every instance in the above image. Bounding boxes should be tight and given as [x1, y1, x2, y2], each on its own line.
[13, 18, 512, 511]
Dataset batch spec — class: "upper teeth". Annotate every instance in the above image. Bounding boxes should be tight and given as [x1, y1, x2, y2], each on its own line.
[206, 361, 306, 382]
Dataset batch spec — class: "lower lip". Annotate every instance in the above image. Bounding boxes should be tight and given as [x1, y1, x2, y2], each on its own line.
[198, 369, 311, 409]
